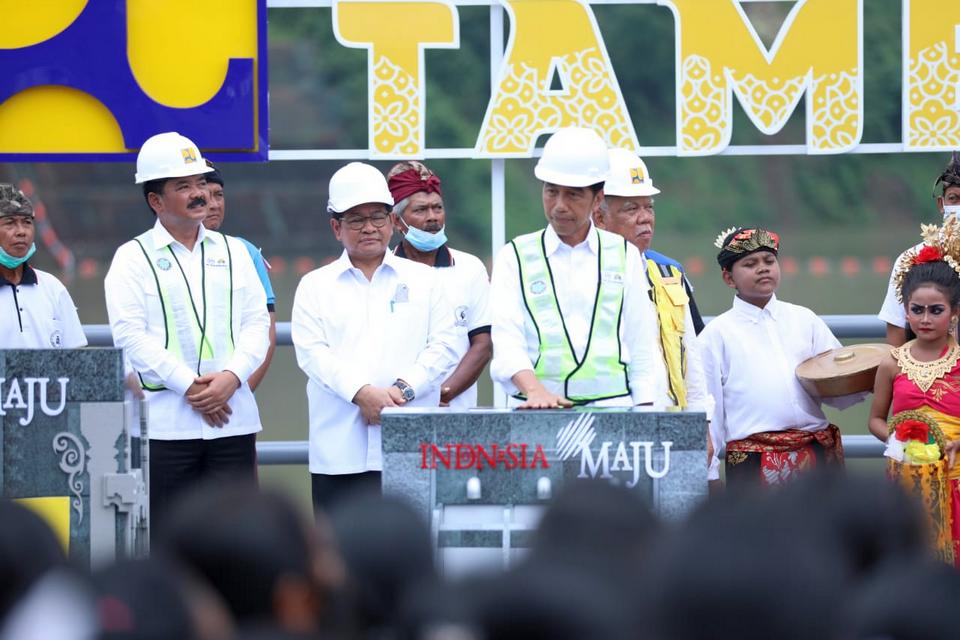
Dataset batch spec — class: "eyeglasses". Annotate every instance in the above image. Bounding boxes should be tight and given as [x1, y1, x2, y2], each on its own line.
[339, 212, 390, 230]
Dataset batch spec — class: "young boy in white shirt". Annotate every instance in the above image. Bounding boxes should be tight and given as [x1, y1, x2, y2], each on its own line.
[698, 227, 862, 488]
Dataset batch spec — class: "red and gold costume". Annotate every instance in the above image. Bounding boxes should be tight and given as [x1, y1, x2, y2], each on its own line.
[890, 339, 960, 565]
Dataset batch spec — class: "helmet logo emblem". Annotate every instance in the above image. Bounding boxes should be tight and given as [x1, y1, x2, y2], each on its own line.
[181, 148, 197, 164]
[630, 167, 646, 184]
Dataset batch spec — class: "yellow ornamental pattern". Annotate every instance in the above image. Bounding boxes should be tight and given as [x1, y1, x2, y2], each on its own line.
[904, 0, 960, 151]
[476, 0, 637, 156]
[480, 48, 635, 154]
[665, 0, 862, 155]
[371, 56, 420, 156]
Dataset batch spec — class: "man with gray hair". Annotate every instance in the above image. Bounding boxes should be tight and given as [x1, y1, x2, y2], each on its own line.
[387, 161, 492, 408]
[0, 183, 86, 349]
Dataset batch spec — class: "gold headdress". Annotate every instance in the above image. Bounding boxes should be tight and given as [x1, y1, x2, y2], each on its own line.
[715, 227, 780, 269]
[892, 218, 960, 302]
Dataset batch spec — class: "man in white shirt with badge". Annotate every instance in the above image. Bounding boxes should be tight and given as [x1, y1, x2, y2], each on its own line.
[386, 160, 492, 409]
[0, 184, 86, 350]
[104, 132, 270, 527]
[292, 162, 461, 512]
[490, 127, 662, 408]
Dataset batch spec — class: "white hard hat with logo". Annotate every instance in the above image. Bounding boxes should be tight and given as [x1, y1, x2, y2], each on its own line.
[135, 132, 213, 184]
[604, 148, 660, 197]
[534, 127, 609, 187]
[327, 162, 395, 214]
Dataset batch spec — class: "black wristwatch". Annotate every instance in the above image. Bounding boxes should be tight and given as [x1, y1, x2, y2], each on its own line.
[393, 379, 416, 402]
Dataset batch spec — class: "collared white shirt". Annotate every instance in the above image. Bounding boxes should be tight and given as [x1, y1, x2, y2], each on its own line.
[490, 223, 662, 406]
[1, 264, 86, 349]
[698, 294, 859, 480]
[435, 247, 491, 410]
[878, 244, 919, 329]
[104, 219, 269, 441]
[292, 250, 461, 474]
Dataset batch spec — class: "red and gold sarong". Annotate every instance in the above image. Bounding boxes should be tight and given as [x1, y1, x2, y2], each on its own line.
[725, 425, 844, 488]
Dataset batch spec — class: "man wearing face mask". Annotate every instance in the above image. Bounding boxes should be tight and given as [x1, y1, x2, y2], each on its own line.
[879, 152, 960, 346]
[387, 161, 492, 408]
[0, 184, 86, 349]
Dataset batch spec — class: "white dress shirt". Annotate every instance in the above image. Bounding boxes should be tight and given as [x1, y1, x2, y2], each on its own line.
[878, 244, 919, 329]
[1, 264, 86, 349]
[104, 220, 269, 440]
[292, 250, 461, 474]
[437, 247, 491, 410]
[698, 295, 861, 479]
[490, 223, 662, 406]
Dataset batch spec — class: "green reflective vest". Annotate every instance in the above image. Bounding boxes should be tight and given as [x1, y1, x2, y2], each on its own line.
[512, 228, 630, 404]
[134, 230, 235, 391]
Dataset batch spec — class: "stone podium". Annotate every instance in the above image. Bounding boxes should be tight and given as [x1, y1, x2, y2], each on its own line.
[382, 408, 707, 572]
[0, 348, 147, 568]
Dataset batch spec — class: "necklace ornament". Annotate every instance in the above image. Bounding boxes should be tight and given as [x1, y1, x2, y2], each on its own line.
[893, 339, 960, 393]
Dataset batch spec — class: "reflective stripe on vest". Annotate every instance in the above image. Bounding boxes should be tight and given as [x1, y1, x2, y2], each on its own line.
[133, 230, 235, 391]
[512, 229, 630, 403]
[646, 259, 688, 408]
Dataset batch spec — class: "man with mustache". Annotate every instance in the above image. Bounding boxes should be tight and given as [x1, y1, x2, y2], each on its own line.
[593, 149, 707, 412]
[386, 161, 492, 408]
[490, 127, 661, 409]
[104, 132, 270, 529]
[0, 183, 86, 349]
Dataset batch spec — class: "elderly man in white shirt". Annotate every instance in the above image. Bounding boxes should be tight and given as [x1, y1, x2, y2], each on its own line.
[292, 162, 461, 512]
[104, 132, 269, 527]
[490, 127, 662, 409]
[0, 184, 86, 350]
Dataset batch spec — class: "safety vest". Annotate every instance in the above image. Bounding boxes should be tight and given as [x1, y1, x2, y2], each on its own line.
[646, 259, 688, 408]
[133, 230, 235, 391]
[512, 229, 630, 404]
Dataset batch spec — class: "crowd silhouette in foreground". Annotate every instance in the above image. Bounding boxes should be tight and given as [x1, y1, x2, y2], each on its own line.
[3, 472, 960, 640]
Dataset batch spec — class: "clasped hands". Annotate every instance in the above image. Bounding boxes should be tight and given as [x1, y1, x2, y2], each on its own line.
[186, 371, 242, 427]
[352, 384, 408, 425]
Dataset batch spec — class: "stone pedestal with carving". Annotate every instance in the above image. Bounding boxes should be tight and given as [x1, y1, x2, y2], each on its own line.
[381, 408, 707, 572]
[0, 348, 147, 568]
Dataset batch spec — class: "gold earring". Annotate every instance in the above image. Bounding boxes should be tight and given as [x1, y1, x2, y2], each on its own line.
[951, 317, 958, 333]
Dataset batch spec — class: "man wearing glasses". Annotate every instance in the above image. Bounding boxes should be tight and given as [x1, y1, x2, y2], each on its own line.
[291, 162, 461, 512]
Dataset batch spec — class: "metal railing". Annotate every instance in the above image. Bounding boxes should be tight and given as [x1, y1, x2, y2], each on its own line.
[84, 314, 889, 465]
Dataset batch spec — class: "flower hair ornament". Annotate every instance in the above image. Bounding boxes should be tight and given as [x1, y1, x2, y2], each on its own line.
[892, 218, 960, 302]
[714, 227, 780, 270]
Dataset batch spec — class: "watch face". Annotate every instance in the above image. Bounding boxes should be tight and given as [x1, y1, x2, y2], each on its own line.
[402, 387, 415, 402]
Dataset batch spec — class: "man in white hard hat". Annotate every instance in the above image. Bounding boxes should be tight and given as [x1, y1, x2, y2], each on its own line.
[879, 152, 960, 346]
[0, 183, 86, 349]
[386, 160, 492, 408]
[291, 162, 460, 512]
[104, 132, 270, 528]
[203, 161, 276, 392]
[594, 148, 708, 412]
[490, 127, 662, 409]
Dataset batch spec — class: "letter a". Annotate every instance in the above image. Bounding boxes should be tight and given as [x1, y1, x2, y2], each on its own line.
[661, 0, 862, 155]
[476, 0, 638, 156]
[903, 0, 960, 150]
[334, 0, 459, 157]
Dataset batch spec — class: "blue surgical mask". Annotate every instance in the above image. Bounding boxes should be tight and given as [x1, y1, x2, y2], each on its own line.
[401, 219, 447, 252]
[0, 242, 36, 269]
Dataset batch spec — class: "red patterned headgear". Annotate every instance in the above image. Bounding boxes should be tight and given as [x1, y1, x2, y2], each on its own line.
[388, 168, 442, 204]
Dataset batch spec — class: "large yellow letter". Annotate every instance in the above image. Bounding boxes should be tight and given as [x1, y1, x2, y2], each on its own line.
[661, 0, 862, 155]
[475, 0, 638, 157]
[904, 0, 960, 150]
[334, 0, 458, 157]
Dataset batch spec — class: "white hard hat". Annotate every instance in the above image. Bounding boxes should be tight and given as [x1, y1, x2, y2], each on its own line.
[327, 162, 394, 214]
[534, 127, 609, 187]
[134, 132, 213, 184]
[604, 148, 660, 197]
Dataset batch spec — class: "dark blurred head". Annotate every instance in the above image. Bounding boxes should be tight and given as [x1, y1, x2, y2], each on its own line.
[529, 479, 660, 581]
[157, 486, 340, 632]
[641, 486, 849, 640]
[0, 500, 67, 619]
[848, 559, 960, 640]
[329, 494, 435, 635]
[93, 557, 232, 640]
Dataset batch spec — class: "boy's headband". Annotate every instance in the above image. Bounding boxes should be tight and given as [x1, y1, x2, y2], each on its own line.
[714, 227, 780, 270]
